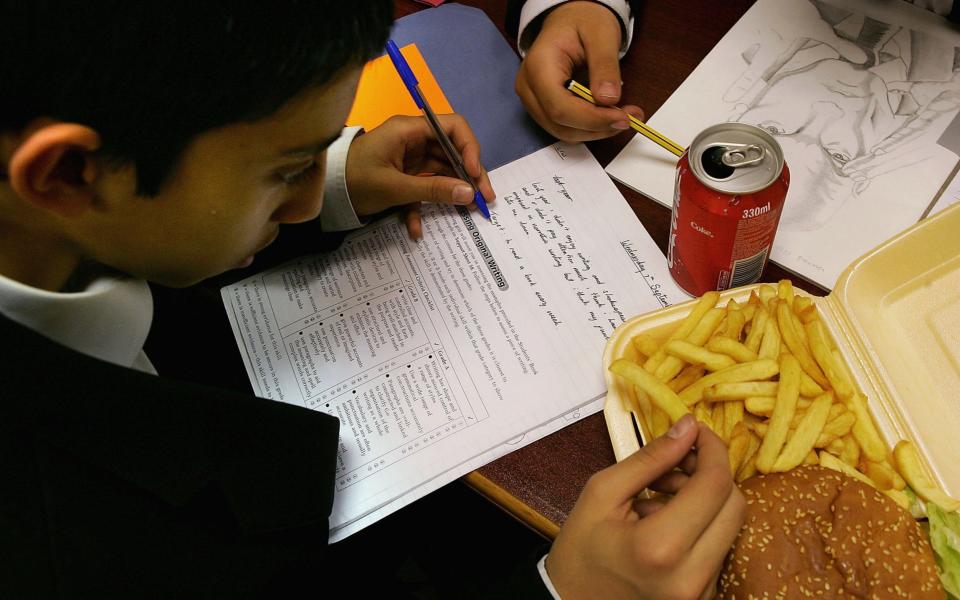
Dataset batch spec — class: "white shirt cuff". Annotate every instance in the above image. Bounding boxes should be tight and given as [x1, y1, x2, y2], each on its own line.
[517, 0, 633, 59]
[537, 554, 563, 599]
[320, 125, 366, 232]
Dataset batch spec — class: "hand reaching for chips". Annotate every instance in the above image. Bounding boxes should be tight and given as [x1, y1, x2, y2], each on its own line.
[608, 280, 958, 511]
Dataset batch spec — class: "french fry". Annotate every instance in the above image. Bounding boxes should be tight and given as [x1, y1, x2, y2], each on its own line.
[822, 411, 855, 439]
[793, 295, 813, 315]
[861, 460, 901, 491]
[649, 405, 671, 439]
[723, 309, 746, 341]
[804, 450, 819, 465]
[744, 306, 769, 353]
[758, 318, 780, 360]
[820, 451, 877, 487]
[743, 396, 776, 416]
[893, 440, 960, 512]
[831, 348, 855, 386]
[736, 433, 762, 483]
[825, 402, 845, 422]
[631, 333, 660, 360]
[827, 349, 889, 458]
[745, 396, 811, 418]
[727, 422, 750, 475]
[654, 308, 726, 382]
[821, 451, 911, 511]
[840, 434, 860, 467]
[758, 284, 777, 306]
[884, 488, 912, 511]
[748, 417, 834, 449]
[887, 459, 907, 491]
[798, 372, 825, 398]
[785, 402, 835, 429]
[667, 364, 706, 393]
[678, 359, 780, 406]
[705, 381, 778, 402]
[723, 401, 744, 442]
[755, 355, 801, 473]
[805, 320, 854, 400]
[693, 401, 713, 430]
[711, 403, 726, 441]
[772, 391, 833, 472]
[664, 340, 736, 372]
[687, 308, 727, 344]
[706, 337, 758, 363]
[825, 437, 846, 456]
[776, 302, 829, 387]
[610, 359, 690, 423]
[632, 387, 655, 437]
[797, 304, 819, 325]
[777, 279, 794, 307]
[814, 432, 839, 449]
[844, 392, 887, 463]
[643, 292, 719, 374]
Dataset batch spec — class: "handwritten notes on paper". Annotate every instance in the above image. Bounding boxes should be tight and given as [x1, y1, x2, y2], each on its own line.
[221, 142, 684, 540]
[499, 175, 643, 341]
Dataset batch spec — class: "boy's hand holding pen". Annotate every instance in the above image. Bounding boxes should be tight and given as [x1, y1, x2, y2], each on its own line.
[345, 114, 493, 240]
[385, 40, 491, 219]
[344, 40, 494, 241]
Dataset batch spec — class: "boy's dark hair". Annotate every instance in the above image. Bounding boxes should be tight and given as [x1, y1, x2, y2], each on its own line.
[0, 1, 393, 195]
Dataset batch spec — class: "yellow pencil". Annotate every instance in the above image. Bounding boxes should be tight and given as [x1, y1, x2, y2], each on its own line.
[567, 79, 684, 157]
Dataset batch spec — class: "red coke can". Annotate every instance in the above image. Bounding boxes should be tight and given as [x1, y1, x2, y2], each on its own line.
[667, 123, 790, 297]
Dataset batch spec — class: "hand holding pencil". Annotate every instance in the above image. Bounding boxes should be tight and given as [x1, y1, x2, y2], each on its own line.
[514, 1, 645, 142]
[567, 80, 684, 157]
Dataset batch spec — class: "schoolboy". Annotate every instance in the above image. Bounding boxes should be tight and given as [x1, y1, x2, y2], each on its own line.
[0, 2, 744, 598]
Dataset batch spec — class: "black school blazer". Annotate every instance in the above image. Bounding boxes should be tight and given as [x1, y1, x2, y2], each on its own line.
[0, 312, 339, 599]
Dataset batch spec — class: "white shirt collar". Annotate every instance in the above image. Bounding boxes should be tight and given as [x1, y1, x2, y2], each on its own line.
[0, 270, 155, 373]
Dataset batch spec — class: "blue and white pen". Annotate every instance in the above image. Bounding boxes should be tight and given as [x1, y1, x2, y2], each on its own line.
[385, 40, 490, 220]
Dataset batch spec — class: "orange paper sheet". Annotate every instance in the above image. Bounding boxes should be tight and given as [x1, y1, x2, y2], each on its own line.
[346, 44, 453, 130]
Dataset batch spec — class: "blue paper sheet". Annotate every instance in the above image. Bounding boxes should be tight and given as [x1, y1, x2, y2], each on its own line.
[390, 3, 553, 170]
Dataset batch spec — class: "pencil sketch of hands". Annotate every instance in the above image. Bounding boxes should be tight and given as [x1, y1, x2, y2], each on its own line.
[722, 0, 865, 110]
[903, 0, 954, 16]
[724, 0, 960, 231]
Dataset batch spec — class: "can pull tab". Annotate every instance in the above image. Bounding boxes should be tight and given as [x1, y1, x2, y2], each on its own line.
[720, 143, 765, 168]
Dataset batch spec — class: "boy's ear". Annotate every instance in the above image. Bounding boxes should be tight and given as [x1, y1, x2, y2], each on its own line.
[7, 122, 101, 217]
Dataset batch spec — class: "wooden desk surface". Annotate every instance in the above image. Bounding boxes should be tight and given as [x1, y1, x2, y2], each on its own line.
[395, 0, 829, 539]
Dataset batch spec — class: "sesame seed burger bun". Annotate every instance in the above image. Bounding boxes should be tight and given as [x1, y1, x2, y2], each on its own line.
[718, 466, 943, 599]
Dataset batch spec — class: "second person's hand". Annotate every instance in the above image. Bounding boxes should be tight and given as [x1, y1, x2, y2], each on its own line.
[345, 114, 494, 240]
[516, 1, 644, 142]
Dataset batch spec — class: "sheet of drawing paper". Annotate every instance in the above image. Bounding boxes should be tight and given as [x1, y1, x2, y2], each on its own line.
[221, 143, 683, 540]
[346, 44, 454, 131]
[389, 4, 554, 170]
[605, 0, 960, 289]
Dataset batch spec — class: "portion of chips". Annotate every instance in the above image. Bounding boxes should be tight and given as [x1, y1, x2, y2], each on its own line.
[608, 281, 953, 510]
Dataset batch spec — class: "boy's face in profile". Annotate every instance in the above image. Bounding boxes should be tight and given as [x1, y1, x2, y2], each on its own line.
[80, 66, 361, 287]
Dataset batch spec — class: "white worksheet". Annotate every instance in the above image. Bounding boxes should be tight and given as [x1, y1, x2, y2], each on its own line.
[222, 142, 685, 540]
